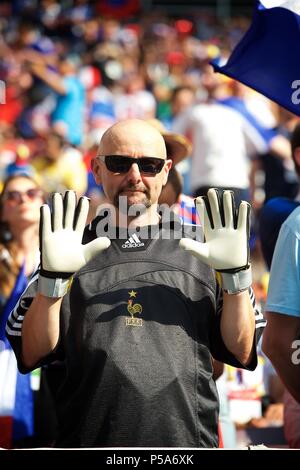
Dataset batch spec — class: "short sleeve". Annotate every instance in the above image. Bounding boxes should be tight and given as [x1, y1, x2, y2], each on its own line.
[266, 220, 300, 317]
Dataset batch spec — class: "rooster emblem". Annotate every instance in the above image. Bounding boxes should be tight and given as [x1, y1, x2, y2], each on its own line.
[126, 290, 143, 326]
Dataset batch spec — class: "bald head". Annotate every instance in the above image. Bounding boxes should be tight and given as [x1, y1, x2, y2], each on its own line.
[98, 119, 167, 159]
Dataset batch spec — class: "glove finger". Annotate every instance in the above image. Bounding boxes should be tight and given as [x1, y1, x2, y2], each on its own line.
[83, 236, 111, 263]
[74, 196, 90, 234]
[237, 200, 251, 233]
[64, 191, 76, 229]
[52, 193, 63, 231]
[40, 204, 51, 240]
[179, 237, 209, 263]
[195, 197, 212, 236]
[223, 190, 234, 228]
[207, 188, 222, 229]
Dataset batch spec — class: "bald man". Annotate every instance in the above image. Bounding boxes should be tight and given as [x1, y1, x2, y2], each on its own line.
[92, 119, 172, 221]
[7, 119, 264, 448]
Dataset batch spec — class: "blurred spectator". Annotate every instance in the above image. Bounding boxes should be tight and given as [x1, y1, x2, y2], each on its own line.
[164, 86, 196, 194]
[261, 122, 300, 446]
[18, 19, 55, 56]
[31, 132, 87, 195]
[159, 167, 198, 225]
[261, 108, 300, 204]
[29, 55, 85, 145]
[160, 85, 195, 130]
[115, 72, 156, 120]
[87, 62, 117, 133]
[260, 121, 300, 277]
[146, 118, 196, 225]
[173, 66, 267, 205]
[223, 83, 299, 207]
[171, 85, 195, 120]
[82, 129, 107, 222]
[0, 173, 44, 448]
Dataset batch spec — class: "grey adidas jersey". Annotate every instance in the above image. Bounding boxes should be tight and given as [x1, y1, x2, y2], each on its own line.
[6, 219, 265, 448]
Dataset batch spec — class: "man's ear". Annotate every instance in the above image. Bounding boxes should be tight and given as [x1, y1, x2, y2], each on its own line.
[91, 157, 102, 185]
[162, 159, 173, 186]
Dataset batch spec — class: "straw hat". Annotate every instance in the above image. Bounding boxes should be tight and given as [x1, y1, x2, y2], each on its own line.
[147, 119, 192, 166]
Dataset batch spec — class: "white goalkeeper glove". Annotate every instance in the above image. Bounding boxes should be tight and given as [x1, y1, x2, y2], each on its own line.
[38, 191, 111, 297]
[179, 188, 252, 294]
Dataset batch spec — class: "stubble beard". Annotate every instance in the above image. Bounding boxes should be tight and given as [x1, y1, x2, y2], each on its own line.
[114, 186, 152, 216]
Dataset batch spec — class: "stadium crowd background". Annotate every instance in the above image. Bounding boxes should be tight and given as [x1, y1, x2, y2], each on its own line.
[0, 0, 299, 449]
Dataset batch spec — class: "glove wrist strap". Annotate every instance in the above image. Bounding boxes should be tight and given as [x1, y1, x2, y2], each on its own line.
[217, 265, 252, 294]
[38, 275, 73, 298]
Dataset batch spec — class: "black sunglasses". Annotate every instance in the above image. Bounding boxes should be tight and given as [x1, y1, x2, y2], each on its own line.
[97, 155, 165, 175]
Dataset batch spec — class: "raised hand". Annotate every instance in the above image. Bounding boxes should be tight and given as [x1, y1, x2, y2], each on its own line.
[179, 188, 251, 293]
[39, 191, 111, 297]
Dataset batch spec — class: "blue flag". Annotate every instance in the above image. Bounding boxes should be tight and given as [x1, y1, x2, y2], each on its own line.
[212, 1, 300, 116]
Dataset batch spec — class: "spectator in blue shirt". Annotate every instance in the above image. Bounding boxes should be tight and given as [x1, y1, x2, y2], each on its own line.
[29, 55, 85, 146]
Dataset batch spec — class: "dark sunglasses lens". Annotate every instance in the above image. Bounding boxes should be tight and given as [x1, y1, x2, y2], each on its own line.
[105, 156, 131, 173]
[105, 156, 164, 174]
[139, 158, 164, 174]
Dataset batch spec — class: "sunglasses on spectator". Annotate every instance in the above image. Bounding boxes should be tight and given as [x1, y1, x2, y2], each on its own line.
[97, 155, 165, 175]
[3, 188, 43, 203]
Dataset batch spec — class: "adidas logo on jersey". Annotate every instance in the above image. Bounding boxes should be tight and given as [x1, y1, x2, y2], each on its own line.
[122, 233, 145, 248]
